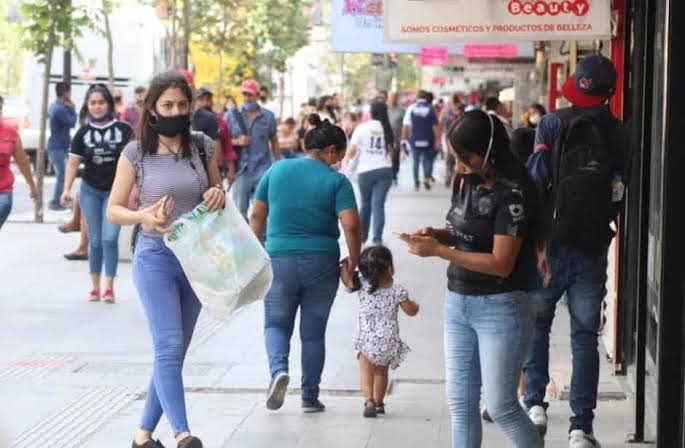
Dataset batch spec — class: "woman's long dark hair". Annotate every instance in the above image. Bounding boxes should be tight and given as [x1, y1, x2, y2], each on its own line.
[79, 84, 115, 124]
[447, 110, 525, 183]
[137, 71, 195, 158]
[350, 245, 394, 294]
[370, 100, 394, 153]
[303, 118, 347, 155]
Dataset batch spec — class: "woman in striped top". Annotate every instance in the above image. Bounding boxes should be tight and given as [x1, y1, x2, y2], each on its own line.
[107, 71, 225, 448]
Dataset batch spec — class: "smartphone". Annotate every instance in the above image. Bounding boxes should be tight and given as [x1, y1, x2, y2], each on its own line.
[162, 195, 175, 216]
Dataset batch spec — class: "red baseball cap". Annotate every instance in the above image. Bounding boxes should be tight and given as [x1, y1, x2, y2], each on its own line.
[561, 54, 617, 108]
[240, 79, 260, 96]
[176, 68, 195, 88]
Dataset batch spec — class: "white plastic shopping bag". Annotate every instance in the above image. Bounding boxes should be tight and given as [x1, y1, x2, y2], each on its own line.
[165, 197, 273, 320]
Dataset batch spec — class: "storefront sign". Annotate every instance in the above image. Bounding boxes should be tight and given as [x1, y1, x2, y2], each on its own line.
[464, 44, 519, 59]
[420, 47, 449, 65]
[331, 0, 535, 55]
[383, 0, 612, 43]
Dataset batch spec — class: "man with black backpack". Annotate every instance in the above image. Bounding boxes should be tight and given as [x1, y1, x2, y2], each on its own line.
[523, 54, 630, 448]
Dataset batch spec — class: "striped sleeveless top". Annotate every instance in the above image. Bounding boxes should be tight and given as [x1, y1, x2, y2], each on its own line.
[121, 132, 214, 237]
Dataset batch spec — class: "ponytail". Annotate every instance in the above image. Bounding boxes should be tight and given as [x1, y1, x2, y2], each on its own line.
[370, 100, 395, 153]
[358, 245, 394, 294]
[304, 117, 347, 153]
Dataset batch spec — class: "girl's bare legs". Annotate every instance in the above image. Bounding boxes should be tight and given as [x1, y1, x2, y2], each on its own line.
[359, 354, 375, 403]
[373, 365, 389, 406]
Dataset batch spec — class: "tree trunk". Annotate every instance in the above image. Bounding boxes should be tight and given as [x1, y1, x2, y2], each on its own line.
[103, 7, 114, 92]
[170, 0, 177, 69]
[182, 0, 191, 69]
[278, 72, 285, 120]
[35, 2, 58, 223]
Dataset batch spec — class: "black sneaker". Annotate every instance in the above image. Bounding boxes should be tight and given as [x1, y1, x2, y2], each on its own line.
[48, 202, 68, 211]
[363, 400, 377, 418]
[266, 371, 290, 410]
[302, 398, 326, 413]
[132, 439, 166, 448]
[177, 435, 203, 448]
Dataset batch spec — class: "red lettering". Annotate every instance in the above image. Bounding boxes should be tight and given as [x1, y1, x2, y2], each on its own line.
[534, 1, 548, 15]
[573, 0, 590, 16]
[508, 0, 523, 14]
[522, 2, 534, 14]
[547, 1, 561, 15]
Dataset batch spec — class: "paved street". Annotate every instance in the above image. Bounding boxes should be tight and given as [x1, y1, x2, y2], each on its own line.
[0, 163, 648, 448]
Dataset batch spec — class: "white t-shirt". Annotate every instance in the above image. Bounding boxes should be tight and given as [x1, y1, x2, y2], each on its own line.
[349, 120, 393, 174]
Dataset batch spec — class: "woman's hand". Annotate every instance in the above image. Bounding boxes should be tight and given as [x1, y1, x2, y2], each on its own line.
[59, 191, 72, 208]
[399, 233, 442, 258]
[203, 185, 226, 212]
[29, 185, 38, 200]
[413, 226, 437, 238]
[140, 197, 171, 234]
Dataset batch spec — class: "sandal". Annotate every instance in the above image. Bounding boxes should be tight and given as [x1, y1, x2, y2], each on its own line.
[376, 401, 385, 415]
[64, 252, 88, 261]
[58, 224, 80, 233]
[88, 289, 101, 302]
[363, 399, 377, 418]
[102, 289, 116, 304]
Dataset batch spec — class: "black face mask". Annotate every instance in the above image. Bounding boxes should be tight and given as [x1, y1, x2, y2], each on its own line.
[260, 96, 267, 102]
[460, 172, 486, 185]
[150, 114, 190, 137]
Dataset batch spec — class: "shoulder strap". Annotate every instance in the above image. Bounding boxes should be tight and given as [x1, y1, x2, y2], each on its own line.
[233, 108, 249, 137]
[551, 108, 581, 192]
[193, 133, 209, 175]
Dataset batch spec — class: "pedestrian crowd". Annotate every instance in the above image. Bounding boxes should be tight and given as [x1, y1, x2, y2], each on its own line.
[0, 53, 628, 448]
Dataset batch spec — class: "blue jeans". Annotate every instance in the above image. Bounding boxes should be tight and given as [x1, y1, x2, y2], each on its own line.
[47, 149, 67, 204]
[79, 181, 121, 277]
[523, 249, 608, 433]
[0, 192, 12, 229]
[358, 167, 393, 244]
[264, 253, 340, 401]
[133, 235, 202, 436]
[412, 147, 435, 187]
[445, 291, 542, 448]
[232, 171, 262, 220]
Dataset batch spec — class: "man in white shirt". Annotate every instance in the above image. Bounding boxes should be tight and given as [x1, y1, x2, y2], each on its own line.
[259, 86, 281, 122]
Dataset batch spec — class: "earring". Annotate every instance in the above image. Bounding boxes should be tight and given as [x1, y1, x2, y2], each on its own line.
[148, 115, 157, 126]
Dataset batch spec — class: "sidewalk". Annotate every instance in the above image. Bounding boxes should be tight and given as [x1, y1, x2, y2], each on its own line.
[0, 163, 647, 448]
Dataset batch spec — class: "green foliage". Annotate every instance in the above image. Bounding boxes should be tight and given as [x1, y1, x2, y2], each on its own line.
[190, 0, 311, 87]
[0, 0, 23, 94]
[20, 0, 89, 63]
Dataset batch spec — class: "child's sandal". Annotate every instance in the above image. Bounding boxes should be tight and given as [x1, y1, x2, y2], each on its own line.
[363, 399, 377, 418]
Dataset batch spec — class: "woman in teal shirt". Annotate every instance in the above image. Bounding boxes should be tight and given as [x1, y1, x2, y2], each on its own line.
[251, 116, 362, 413]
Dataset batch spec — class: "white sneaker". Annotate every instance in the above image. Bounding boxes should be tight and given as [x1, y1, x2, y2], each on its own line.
[569, 430, 601, 448]
[528, 405, 548, 437]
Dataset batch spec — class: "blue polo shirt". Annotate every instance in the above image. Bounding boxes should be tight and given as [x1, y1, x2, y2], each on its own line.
[47, 100, 77, 151]
[225, 105, 277, 178]
[254, 157, 358, 258]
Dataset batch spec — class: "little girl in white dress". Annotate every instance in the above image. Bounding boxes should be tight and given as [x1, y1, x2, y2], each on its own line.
[341, 245, 420, 418]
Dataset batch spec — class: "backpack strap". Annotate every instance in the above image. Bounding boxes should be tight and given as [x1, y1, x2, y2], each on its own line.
[233, 108, 249, 138]
[188, 131, 209, 176]
[550, 108, 580, 195]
